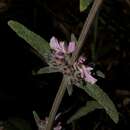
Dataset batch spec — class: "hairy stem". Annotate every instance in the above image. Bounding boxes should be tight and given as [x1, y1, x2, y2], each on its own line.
[46, 76, 67, 130]
[46, 0, 103, 130]
[71, 0, 103, 63]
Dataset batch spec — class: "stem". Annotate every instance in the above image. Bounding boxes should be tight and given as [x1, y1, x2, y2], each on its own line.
[46, 76, 67, 130]
[71, 0, 103, 63]
[46, 0, 103, 130]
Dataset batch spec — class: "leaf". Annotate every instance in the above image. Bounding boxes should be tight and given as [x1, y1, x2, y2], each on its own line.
[66, 76, 73, 96]
[71, 33, 78, 44]
[33, 111, 41, 126]
[8, 20, 51, 62]
[67, 85, 73, 96]
[67, 100, 102, 123]
[80, 0, 93, 12]
[36, 66, 59, 75]
[79, 83, 119, 123]
[96, 70, 105, 78]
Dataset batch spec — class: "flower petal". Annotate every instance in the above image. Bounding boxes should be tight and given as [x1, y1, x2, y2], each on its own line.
[78, 66, 84, 78]
[59, 41, 66, 53]
[82, 65, 97, 84]
[55, 52, 64, 59]
[53, 122, 62, 130]
[78, 56, 86, 64]
[84, 74, 97, 84]
[67, 41, 76, 53]
[86, 67, 93, 74]
[50, 37, 61, 51]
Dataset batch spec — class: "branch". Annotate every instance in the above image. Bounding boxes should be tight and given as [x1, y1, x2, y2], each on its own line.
[46, 76, 68, 130]
[46, 0, 104, 130]
[71, 0, 103, 63]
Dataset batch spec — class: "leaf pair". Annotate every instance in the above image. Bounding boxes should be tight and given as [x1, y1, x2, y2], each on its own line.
[68, 83, 119, 124]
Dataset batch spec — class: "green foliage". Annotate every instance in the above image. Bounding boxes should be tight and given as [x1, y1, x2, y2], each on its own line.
[80, 0, 93, 12]
[71, 33, 78, 44]
[7, 20, 119, 126]
[66, 76, 73, 96]
[36, 66, 60, 75]
[67, 100, 102, 123]
[33, 111, 41, 127]
[8, 20, 51, 62]
[79, 83, 119, 123]
[96, 70, 105, 78]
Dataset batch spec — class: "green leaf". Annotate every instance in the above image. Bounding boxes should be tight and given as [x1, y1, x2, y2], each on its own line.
[33, 111, 47, 130]
[80, 0, 93, 12]
[36, 66, 59, 75]
[71, 33, 78, 44]
[96, 70, 105, 78]
[67, 100, 102, 123]
[66, 76, 73, 96]
[8, 20, 51, 61]
[33, 111, 41, 126]
[79, 83, 119, 123]
[67, 85, 73, 96]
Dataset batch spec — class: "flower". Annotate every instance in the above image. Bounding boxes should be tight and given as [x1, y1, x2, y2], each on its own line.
[53, 122, 62, 130]
[49, 36, 97, 85]
[50, 37, 76, 58]
[78, 56, 86, 64]
[73, 56, 97, 84]
[33, 111, 62, 130]
[81, 65, 97, 84]
[78, 65, 97, 84]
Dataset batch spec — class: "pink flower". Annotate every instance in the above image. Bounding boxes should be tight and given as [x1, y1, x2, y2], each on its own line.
[50, 37, 76, 54]
[53, 122, 62, 130]
[73, 56, 97, 84]
[73, 56, 86, 70]
[67, 41, 76, 53]
[33, 111, 62, 130]
[78, 65, 97, 84]
[49, 36, 97, 85]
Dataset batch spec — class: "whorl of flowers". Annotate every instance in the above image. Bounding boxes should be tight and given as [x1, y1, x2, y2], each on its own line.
[49, 36, 97, 85]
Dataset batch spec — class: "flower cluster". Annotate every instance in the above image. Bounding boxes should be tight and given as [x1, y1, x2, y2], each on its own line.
[33, 111, 62, 130]
[38, 118, 62, 130]
[74, 56, 97, 84]
[50, 36, 75, 59]
[49, 36, 97, 85]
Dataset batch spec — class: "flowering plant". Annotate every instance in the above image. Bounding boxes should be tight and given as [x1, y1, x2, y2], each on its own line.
[48, 36, 97, 85]
[7, 0, 119, 130]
